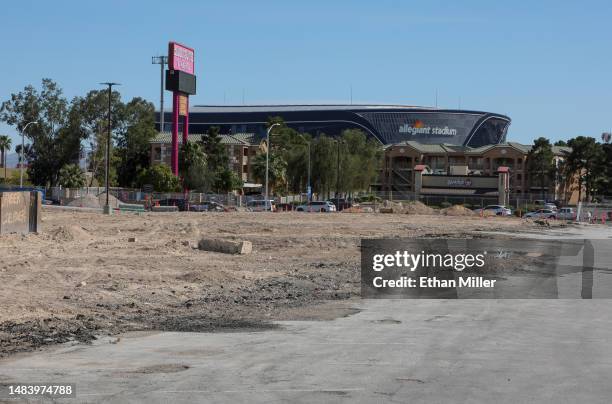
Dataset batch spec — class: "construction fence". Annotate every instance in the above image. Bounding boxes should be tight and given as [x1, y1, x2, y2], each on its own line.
[45, 187, 612, 221]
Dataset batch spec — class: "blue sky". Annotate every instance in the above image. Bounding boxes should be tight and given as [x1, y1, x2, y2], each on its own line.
[1, 0, 611, 146]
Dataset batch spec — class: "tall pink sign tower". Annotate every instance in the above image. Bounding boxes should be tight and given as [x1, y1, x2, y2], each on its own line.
[165, 42, 197, 175]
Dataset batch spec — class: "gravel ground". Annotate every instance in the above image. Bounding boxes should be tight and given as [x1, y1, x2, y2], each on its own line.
[0, 208, 553, 357]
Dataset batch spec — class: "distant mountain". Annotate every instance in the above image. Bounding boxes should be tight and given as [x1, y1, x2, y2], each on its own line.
[3, 152, 89, 169]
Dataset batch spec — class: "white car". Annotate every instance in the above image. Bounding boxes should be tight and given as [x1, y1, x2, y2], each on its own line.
[524, 209, 557, 219]
[296, 201, 337, 212]
[473, 205, 512, 216]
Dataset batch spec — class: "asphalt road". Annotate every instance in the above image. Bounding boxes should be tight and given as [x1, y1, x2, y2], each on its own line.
[1, 225, 611, 403]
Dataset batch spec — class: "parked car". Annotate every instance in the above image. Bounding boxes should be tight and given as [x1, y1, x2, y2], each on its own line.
[246, 199, 276, 212]
[328, 198, 353, 211]
[473, 205, 512, 216]
[296, 201, 337, 212]
[157, 198, 187, 211]
[524, 209, 557, 219]
[189, 201, 226, 212]
[556, 207, 576, 220]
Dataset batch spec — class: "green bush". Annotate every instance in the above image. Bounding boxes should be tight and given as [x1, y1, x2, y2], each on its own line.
[137, 164, 181, 192]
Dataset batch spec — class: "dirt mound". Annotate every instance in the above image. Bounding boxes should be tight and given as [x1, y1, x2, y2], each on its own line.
[403, 201, 436, 215]
[440, 205, 475, 216]
[67, 194, 101, 208]
[66, 193, 121, 209]
[50, 225, 91, 242]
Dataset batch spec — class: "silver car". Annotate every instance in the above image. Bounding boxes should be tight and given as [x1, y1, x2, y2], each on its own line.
[524, 209, 557, 219]
[556, 207, 576, 220]
[473, 205, 512, 216]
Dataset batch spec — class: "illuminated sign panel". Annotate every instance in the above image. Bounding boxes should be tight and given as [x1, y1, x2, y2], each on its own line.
[168, 42, 194, 74]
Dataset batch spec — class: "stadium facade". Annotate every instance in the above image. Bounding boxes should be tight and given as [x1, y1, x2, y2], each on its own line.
[156, 105, 511, 148]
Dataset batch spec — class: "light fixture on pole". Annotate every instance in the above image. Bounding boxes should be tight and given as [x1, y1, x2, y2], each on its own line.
[100, 82, 120, 215]
[152, 56, 168, 132]
[19, 121, 38, 187]
[264, 123, 280, 211]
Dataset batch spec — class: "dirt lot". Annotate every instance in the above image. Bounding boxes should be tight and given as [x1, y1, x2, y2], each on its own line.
[0, 208, 552, 357]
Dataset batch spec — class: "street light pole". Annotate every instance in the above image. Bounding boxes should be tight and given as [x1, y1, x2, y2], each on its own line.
[307, 140, 311, 200]
[19, 121, 38, 187]
[264, 123, 280, 211]
[100, 82, 120, 215]
[152, 56, 168, 132]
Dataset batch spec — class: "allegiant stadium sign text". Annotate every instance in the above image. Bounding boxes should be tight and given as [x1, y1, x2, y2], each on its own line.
[399, 124, 458, 136]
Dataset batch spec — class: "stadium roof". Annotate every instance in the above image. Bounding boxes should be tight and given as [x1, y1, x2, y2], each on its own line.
[188, 104, 444, 113]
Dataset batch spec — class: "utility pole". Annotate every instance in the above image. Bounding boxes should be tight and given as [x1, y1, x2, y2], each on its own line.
[152, 56, 168, 132]
[336, 139, 343, 198]
[100, 82, 120, 215]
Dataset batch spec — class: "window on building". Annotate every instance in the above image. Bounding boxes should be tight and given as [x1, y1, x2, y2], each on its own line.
[466, 118, 509, 147]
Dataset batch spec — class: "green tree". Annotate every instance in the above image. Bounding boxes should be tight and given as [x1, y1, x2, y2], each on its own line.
[58, 163, 86, 188]
[137, 164, 180, 192]
[200, 126, 246, 192]
[598, 142, 612, 197]
[75, 89, 124, 186]
[311, 134, 337, 198]
[339, 129, 382, 195]
[527, 137, 555, 199]
[200, 126, 228, 173]
[14, 144, 32, 165]
[252, 151, 287, 195]
[115, 97, 157, 187]
[179, 141, 209, 191]
[0, 135, 11, 181]
[0, 79, 84, 186]
[565, 136, 604, 202]
[215, 167, 243, 192]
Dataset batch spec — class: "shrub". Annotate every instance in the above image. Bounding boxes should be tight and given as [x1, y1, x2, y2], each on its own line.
[137, 164, 181, 192]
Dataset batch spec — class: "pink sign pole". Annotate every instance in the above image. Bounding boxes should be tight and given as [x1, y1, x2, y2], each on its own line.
[168, 42, 195, 178]
[183, 96, 189, 145]
[171, 92, 180, 175]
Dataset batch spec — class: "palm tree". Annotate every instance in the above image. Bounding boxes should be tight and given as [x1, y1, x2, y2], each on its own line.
[58, 163, 86, 188]
[0, 135, 12, 181]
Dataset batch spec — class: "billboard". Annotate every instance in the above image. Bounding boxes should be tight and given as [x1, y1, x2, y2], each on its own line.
[168, 42, 194, 74]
